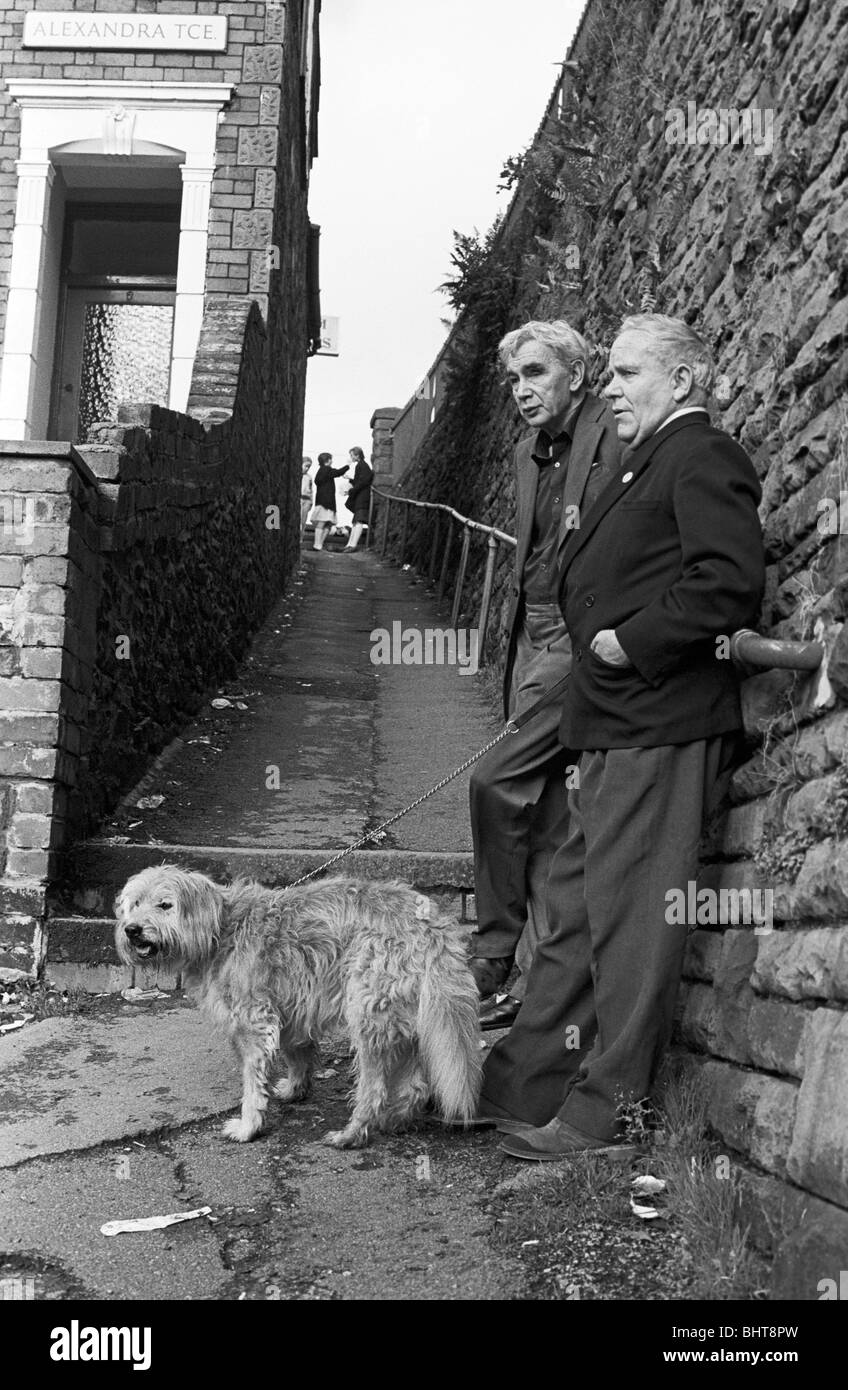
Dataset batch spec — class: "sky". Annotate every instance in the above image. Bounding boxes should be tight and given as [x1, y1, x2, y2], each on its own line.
[303, 0, 585, 463]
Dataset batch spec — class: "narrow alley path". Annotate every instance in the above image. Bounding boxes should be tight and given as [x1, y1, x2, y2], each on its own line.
[57, 543, 502, 921]
[118, 543, 500, 853]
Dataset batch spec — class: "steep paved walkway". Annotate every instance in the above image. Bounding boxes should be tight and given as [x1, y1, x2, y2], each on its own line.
[129, 543, 499, 853]
[52, 540, 503, 954]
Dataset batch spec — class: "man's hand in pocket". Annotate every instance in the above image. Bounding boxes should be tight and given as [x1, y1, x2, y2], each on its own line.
[590, 629, 632, 667]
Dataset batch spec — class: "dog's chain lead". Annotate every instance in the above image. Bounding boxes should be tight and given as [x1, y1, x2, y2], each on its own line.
[284, 724, 514, 891]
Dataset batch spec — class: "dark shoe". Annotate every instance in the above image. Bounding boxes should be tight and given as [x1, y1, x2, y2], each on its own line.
[467, 955, 512, 998]
[500, 1117, 643, 1163]
[479, 993, 522, 1031]
[435, 1102, 528, 1135]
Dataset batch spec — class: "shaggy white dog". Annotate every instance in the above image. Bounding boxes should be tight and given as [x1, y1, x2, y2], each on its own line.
[115, 865, 482, 1148]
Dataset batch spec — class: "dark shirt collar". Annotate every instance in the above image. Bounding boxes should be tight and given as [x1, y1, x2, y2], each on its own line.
[532, 393, 585, 467]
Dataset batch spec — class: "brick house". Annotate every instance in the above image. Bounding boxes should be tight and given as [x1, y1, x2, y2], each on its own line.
[0, 0, 321, 438]
[0, 1, 323, 974]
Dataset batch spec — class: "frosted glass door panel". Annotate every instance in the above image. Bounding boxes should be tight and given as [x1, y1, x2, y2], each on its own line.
[54, 289, 175, 443]
[77, 303, 174, 441]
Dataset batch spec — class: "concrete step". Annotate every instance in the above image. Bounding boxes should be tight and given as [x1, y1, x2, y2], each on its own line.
[46, 842, 478, 990]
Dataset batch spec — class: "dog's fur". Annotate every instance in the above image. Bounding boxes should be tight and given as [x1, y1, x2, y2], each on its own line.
[115, 865, 482, 1147]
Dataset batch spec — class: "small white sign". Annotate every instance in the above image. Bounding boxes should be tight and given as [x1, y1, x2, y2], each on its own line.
[317, 316, 340, 357]
[23, 12, 228, 52]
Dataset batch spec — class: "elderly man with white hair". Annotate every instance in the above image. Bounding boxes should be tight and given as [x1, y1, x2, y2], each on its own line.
[467, 319, 620, 1029]
[476, 313, 766, 1156]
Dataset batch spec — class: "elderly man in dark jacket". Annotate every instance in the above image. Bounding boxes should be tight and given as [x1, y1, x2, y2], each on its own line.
[467, 321, 620, 1029]
[476, 313, 766, 1157]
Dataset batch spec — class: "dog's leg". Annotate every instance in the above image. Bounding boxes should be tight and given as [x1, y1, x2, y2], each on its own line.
[222, 1016, 279, 1143]
[272, 1041, 318, 1103]
[323, 1043, 392, 1149]
[381, 1045, 430, 1133]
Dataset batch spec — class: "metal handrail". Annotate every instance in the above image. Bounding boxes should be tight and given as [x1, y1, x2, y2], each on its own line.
[368, 487, 516, 549]
[729, 629, 823, 673]
[367, 486, 516, 660]
[366, 487, 825, 676]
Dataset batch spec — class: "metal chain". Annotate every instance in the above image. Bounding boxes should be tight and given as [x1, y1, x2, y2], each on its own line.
[284, 723, 513, 891]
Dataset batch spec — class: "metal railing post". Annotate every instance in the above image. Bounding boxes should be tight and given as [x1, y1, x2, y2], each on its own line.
[428, 513, 441, 586]
[437, 520, 453, 605]
[477, 533, 499, 662]
[399, 500, 409, 566]
[451, 525, 472, 629]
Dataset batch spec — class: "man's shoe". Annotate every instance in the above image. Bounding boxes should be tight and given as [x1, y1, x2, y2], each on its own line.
[479, 993, 522, 1031]
[500, 1117, 643, 1163]
[467, 955, 512, 998]
[433, 1102, 528, 1134]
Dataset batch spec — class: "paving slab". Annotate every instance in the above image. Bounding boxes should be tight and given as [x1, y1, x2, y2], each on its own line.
[0, 999, 238, 1169]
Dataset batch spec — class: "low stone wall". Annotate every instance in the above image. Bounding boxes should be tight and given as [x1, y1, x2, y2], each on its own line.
[0, 302, 301, 977]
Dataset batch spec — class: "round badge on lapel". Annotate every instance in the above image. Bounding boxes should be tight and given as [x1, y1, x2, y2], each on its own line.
[622, 471, 634, 483]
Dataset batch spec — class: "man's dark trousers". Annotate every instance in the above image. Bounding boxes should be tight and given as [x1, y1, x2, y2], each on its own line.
[469, 605, 572, 995]
[481, 734, 738, 1138]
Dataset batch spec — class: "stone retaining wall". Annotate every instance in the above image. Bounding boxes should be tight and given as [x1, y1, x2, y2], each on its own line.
[386, 0, 848, 1293]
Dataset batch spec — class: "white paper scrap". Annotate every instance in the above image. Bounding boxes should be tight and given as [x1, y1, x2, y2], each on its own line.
[101, 1206, 212, 1236]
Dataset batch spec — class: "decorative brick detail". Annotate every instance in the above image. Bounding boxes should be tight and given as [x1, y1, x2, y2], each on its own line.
[254, 168, 277, 207]
[249, 249, 271, 294]
[237, 127, 279, 166]
[264, 2, 285, 43]
[242, 44, 283, 84]
[232, 208, 273, 249]
[259, 86, 281, 126]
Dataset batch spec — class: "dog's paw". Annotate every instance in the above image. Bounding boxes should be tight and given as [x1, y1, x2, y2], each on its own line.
[222, 1117, 260, 1143]
[272, 1078, 310, 1103]
[322, 1127, 368, 1150]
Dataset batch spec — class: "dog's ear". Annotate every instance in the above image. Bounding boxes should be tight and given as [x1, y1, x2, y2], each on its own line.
[179, 871, 224, 961]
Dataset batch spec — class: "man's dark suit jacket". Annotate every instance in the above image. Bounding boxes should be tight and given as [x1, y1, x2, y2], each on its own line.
[502, 390, 620, 717]
[557, 411, 765, 750]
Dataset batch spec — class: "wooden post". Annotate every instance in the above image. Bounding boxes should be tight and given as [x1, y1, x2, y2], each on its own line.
[366, 489, 375, 549]
[477, 533, 498, 663]
[451, 525, 471, 629]
[380, 495, 391, 556]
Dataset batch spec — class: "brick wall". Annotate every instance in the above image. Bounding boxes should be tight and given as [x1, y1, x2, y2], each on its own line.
[386, 0, 848, 1293]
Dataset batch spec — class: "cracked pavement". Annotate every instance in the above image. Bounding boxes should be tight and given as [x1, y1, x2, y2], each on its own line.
[0, 998, 530, 1301]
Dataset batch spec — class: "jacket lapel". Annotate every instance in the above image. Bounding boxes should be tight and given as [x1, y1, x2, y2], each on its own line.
[561, 394, 603, 536]
[514, 436, 538, 580]
[557, 413, 698, 575]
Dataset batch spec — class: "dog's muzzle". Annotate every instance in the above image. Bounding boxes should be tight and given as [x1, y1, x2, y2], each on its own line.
[123, 924, 157, 959]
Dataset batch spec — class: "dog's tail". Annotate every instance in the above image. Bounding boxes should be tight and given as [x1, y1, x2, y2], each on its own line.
[417, 952, 482, 1121]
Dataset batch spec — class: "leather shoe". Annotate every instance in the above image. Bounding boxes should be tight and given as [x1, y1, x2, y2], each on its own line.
[479, 993, 522, 1031]
[467, 955, 512, 997]
[434, 1101, 528, 1134]
[500, 1117, 643, 1163]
